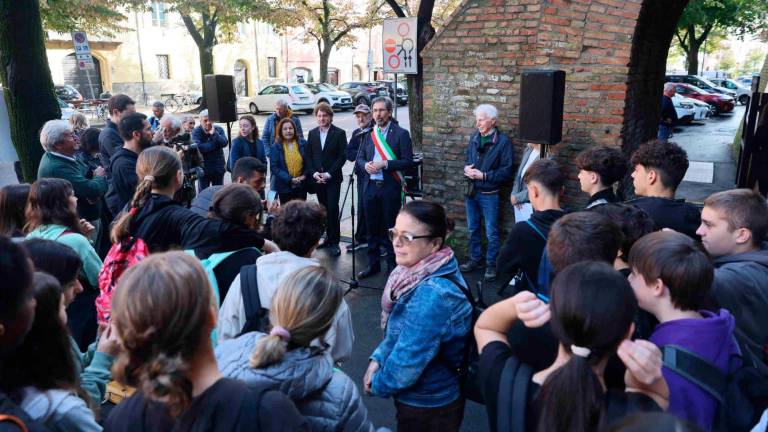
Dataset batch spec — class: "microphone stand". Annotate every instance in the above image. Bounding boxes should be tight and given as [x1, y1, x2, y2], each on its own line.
[339, 124, 382, 295]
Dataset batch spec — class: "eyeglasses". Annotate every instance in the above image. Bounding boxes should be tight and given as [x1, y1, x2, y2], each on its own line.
[388, 228, 434, 243]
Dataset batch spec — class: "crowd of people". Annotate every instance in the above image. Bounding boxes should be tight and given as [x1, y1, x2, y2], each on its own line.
[0, 94, 766, 432]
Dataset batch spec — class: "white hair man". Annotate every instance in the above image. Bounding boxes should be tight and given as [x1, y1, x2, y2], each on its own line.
[191, 109, 228, 190]
[261, 97, 305, 157]
[148, 101, 165, 132]
[460, 103, 514, 282]
[37, 119, 107, 234]
[152, 114, 183, 145]
[659, 82, 678, 141]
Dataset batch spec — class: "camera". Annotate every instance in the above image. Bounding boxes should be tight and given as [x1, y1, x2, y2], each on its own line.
[167, 132, 204, 207]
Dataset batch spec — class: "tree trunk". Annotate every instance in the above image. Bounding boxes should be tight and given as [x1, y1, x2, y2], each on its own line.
[197, 44, 214, 109]
[0, 0, 61, 182]
[319, 43, 331, 83]
[687, 40, 700, 75]
[408, 19, 435, 151]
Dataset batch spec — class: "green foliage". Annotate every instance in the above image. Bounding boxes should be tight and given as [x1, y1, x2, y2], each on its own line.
[679, 0, 768, 38]
[39, 0, 130, 36]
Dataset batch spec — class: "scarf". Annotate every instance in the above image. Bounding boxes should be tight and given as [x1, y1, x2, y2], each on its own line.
[380, 247, 455, 328]
[283, 140, 303, 178]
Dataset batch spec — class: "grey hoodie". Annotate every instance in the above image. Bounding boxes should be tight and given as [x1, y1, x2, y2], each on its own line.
[19, 387, 101, 432]
[216, 332, 378, 432]
[711, 242, 768, 374]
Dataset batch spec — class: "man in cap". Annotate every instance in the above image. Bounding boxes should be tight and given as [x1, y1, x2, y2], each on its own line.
[346, 104, 375, 251]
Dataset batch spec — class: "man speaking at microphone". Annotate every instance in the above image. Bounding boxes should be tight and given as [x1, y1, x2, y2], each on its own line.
[356, 97, 414, 278]
[305, 102, 348, 257]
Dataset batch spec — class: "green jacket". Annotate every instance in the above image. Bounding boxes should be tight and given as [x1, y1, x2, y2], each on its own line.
[70, 337, 113, 404]
[38, 152, 107, 221]
[26, 225, 102, 287]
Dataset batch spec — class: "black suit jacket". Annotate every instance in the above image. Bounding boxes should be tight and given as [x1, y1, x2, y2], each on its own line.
[305, 124, 348, 184]
[355, 119, 414, 190]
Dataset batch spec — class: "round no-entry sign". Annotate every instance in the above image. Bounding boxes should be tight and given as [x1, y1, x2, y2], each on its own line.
[384, 39, 397, 54]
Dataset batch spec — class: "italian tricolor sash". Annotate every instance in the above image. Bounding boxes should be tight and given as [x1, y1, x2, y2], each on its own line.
[371, 128, 404, 184]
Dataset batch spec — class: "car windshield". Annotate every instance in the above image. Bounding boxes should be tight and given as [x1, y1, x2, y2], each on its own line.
[305, 85, 320, 94]
[292, 86, 309, 94]
[697, 76, 721, 89]
[318, 83, 336, 91]
[686, 84, 710, 95]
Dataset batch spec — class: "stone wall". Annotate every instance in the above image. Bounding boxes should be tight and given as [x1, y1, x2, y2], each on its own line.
[420, 0, 688, 256]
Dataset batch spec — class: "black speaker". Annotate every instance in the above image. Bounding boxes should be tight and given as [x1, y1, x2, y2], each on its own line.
[519, 69, 565, 146]
[203, 74, 237, 123]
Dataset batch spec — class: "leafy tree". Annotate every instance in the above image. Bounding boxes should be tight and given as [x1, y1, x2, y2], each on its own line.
[1, 0, 61, 181]
[739, 47, 768, 76]
[288, 0, 383, 83]
[39, 0, 128, 37]
[676, 0, 768, 75]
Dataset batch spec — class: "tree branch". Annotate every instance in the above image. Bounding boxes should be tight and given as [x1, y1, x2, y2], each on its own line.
[181, 14, 204, 47]
[385, 0, 406, 17]
[675, 28, 689, 52]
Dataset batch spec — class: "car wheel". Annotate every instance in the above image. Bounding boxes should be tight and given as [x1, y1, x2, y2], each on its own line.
[739, 94, 750, 105]
[249, 103, 259, 114]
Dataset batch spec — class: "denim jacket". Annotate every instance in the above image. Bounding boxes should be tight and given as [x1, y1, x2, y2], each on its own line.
[370, 257, 472, 408]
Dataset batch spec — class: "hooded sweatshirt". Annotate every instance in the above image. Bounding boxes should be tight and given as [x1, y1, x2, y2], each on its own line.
[18, 387, 101, 432]
[217, 251, 354, 363]
[711, 242, 768, 375]
[25, 225, 102, 288]
[650, 309, 741, 431]
[497, 209, 566, 286]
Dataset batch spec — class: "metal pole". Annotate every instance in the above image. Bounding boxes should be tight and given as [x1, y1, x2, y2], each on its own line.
[134, 12, 148, 104]
[84, 65, 97, 100]
[393, 73, 397, 120]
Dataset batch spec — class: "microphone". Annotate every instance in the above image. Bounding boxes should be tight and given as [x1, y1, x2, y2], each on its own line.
[354, 127, 373, 137]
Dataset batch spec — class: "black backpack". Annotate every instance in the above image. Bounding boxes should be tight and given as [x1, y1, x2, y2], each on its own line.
[440, 276, 487, 403]
[238, 264, 270, 335]
[494, 355, 534, 432]
[662, 344, 768, 432]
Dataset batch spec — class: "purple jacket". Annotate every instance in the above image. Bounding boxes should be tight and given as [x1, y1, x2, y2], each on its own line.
[650, 309, 741, 431]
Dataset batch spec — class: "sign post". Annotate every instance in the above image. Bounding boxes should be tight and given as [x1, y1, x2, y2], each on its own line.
[71, 32, 97, 100]
[382, 17, 418, 120]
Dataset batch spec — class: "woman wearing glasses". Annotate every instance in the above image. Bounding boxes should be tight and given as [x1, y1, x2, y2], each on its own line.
[363, 201, 473, 432]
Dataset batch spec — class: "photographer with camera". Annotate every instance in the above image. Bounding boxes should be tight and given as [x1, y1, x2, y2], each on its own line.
[154, 115, 204, 207]
[460, 104, 513, 282]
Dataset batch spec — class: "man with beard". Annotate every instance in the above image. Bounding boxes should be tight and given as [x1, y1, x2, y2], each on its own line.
[106, 112, 153, 215]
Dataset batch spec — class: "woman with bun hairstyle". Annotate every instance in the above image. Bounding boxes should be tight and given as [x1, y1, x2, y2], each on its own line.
[363, 200, 472, 432]
[104, 251, 306, 431]
[109, 145, 277, 255]
[475, 261, 669, 432]
[217, 266, 377, 431]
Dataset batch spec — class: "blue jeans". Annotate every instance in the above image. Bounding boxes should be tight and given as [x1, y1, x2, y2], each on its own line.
[658, 124, 673, 141]
[465, 193, 500, 265]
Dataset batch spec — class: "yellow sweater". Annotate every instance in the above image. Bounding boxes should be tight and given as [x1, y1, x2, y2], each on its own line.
[283, 140, 303, 178]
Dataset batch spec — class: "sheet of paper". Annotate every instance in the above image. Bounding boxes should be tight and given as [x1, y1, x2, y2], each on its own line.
[514, 202, 533, 222]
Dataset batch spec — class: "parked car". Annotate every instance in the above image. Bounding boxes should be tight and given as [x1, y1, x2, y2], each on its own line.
[735, 75, 759, 87]
[240, 83, 315, 114]
[54, 84, 83, 104]
[672, 83, 734, 115]
[58, 98, 76, 121]
[709, 78, 750, 105]
[303, 83, 354, 111]
[672, 94, 709, 123]
[665, 74, 737, 102]
[375, 80, 408, 105]
[337, 81, 389, 106]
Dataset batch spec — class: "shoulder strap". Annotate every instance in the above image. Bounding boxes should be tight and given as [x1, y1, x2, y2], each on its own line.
[496, 356, 529, 432]
[525, 220, 546, 241]
[662, 344, 728, 402]
[239, 264, 264, 335]
[439, 275, 476, 309]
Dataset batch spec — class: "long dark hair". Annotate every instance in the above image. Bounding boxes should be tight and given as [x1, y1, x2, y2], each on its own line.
[22, 239, 82, 286]
[0, 273, 88, 405]
[0, 184, 31, 237]
[239, 115, 259, 142]
[536, 261, 638, 432]
[25, 178, 82, 235]
[209, 183, 262, 229]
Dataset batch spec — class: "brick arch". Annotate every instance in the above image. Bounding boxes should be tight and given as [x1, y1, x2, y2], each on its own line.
[420, 0, 689, 252]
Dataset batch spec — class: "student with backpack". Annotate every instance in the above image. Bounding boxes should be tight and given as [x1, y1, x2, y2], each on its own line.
[575, 146, 628, 208]
[0, 272, 101, 431]
[98, 146, 278, 323]
[628, 231, 741, 430]
[25, 178, 102, 349]
[496, 159, 566, 290]
[23, 239, 118, 405]
[0, 237, 49, 432]
[217, 266, 376, 431]
[192, 183, 264, 302]
[475, 261, 668, 432]
[696, 189, 768, 375]
[104, 252, 307, 431]
[218, 201, 354, 363]
[363, 201, 472, 432]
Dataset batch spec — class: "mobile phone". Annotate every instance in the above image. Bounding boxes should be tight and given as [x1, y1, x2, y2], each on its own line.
[536, 293, 550, 304]
[267, 190, 277, 203]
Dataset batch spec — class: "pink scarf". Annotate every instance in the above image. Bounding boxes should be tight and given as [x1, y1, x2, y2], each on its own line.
[380, 247, 455, 328]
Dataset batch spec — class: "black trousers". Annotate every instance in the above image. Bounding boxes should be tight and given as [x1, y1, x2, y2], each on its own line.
[278, 188, 307, 204]
[395, 397, 465, 432]
[364, 180, 400, 269]
[316, 180, 341, 245]
[198, 171, 224, 191]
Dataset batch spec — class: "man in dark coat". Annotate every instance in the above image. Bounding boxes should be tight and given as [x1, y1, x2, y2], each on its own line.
[105, 113, 152, 216]
[305, 102, 348, 257]
[98, 94, 136, 170]
[356, 97, 414, 278]
[192, 109, 228, 191]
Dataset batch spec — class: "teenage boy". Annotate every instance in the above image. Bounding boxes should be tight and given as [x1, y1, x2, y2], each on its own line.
[627, 140, 700, 238]
[696, 189, 768, 374]
[628, 231, 740, 430]
[497, 158, 565, 289]
[105, 112, 153, 216]
[575, 145, 628, 208]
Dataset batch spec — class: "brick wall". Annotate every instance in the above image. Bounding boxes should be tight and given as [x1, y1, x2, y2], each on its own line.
[421, 0, 688, 257]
